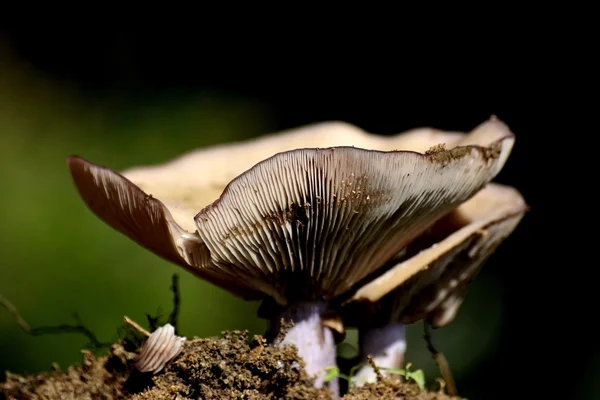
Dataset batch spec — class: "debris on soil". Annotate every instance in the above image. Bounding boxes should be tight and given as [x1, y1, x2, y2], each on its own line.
[132, 330, 330, 399]
[0, 340, 145, 400]
[344, 379, 465, 400]
[1, 330, 465, 399]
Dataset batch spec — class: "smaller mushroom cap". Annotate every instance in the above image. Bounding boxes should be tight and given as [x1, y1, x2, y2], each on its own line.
[345, 182, 527, 328]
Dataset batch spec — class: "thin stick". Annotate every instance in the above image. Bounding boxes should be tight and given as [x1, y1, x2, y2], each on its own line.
[124, 315, 151, 337]
[168, 274, 180, 333]
[366, 355, 383, 382]
[0, 294, 109, 349]
[423, 322, 457, 396]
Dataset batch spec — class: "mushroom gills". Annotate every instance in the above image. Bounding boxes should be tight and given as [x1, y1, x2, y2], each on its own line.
[193, 134, 514, 304]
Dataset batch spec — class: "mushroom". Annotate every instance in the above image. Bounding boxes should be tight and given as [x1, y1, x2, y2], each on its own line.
[343, 182, 528, 386]
[66, 117, 515, 396]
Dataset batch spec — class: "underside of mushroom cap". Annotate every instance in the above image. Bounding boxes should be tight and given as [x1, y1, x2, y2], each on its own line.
[344, 182, 527, 328]
[67, 117, 515, 305]
[67, 156, 262, 299]
[192, 140, 514, 304]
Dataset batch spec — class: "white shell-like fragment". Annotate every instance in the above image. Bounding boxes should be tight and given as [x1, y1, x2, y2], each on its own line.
[135, 323, 186, 374]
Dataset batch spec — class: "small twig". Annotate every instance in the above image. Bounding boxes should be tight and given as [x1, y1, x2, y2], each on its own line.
[124, 315, 151, 337]
[435, 377, 447, 394]
[144, 274, 182, 334]
[424, 322, 457, 396]
[0, 294, 110, 350]
[145, 313, 160, 332]
[168, 274, 180, 334]
[367, 355, 383, 382]
[0, 294, 32, 331]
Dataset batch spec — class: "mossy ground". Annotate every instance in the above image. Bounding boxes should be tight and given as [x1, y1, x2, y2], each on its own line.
[1, 330, 463, 400]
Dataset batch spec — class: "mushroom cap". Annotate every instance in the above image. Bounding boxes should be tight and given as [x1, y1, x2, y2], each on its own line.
[344, 182, 527, 328]
[67, 118, 515, 305]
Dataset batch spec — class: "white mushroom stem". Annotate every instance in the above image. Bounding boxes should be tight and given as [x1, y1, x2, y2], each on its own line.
[271, 301, 339, 397]
[353, 323, 406, 386]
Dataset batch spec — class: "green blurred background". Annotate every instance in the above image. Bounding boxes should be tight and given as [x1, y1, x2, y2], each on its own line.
[0, 31, 589, 399]
[0, 42, 272, 370]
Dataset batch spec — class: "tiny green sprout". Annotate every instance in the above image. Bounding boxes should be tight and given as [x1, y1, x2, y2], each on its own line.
[323, 363, 426, 391]
[323, 366, 349, 382]
[377, 363, 426, 391]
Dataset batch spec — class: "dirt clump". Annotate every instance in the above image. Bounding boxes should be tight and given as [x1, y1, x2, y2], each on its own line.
[132, 330, 329, 399]
[1, 340, 150, 400]
[1, 330, 329, 399]
[1, 330, 464, 399]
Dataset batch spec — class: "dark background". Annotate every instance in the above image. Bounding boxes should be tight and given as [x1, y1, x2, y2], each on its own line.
[0, 29, 581, 398]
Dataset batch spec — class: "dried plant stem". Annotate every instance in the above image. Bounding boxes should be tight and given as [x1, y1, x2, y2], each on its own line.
[367, 354, 383, 382]
[168, 274, 180, 333]
[0, 294, 109, 349]
[145, 274, 182, 333]
[424, 322, 457, 396]
[124, 315, 151, 337]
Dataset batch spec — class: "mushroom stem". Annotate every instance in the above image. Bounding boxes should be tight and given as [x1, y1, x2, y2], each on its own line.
[271, 301, 339, 397]
[353, 323, 406, 386]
